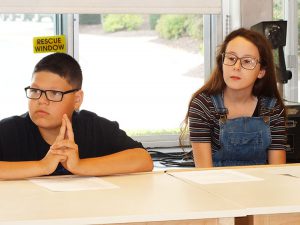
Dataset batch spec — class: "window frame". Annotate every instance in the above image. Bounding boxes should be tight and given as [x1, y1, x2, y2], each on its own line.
[281, 0, 298, 102]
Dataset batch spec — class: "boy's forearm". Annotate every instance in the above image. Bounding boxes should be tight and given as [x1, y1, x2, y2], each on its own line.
[70, 148, 153, 176]
[0, 161, 49, 180]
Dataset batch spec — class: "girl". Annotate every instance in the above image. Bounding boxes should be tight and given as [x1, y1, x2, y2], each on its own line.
[181, 28, 287, 167]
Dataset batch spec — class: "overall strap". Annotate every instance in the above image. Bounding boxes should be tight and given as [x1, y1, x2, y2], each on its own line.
[211, 94, 228, 123]
[260, 96, 277, 112]
[259, 96, 277, 124]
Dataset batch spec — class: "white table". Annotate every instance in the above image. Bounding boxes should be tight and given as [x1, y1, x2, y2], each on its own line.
[0, 172, 241, 225]
[167, 164, 300, 225]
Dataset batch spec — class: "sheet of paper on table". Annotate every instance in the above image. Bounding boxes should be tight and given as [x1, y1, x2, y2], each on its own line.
[28, 176, 119, 192]
[168, 169, 263, 184]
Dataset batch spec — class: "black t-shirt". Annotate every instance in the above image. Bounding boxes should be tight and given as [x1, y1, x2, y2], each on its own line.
[0, 110, 143, 175]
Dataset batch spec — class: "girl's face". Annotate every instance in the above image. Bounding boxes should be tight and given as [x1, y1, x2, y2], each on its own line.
[28, 71, 82, 131]
[222, 36, 265, 93]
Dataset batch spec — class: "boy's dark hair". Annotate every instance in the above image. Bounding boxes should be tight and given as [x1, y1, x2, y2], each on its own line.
[33, 53, 82, 89]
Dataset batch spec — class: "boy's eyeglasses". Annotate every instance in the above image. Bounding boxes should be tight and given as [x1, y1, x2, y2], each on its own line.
[24, 86, 79, 102]
[222, 52, 260, 70]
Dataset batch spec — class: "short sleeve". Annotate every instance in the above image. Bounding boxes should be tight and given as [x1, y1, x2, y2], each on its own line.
[0, 122, 3, 160]
[188, 93, 214, 143]
[105, 120, 144, 152]
[268, 102, 287, 151]
[72, 110, 144, 158]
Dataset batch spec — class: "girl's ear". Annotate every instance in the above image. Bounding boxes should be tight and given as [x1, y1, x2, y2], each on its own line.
[74, 90, 84, 111]
[258, 69, 266, 79]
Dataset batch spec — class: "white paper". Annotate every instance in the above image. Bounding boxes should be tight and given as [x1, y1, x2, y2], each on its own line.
[169, 169, 263, 184]
[28, 176, 119, 192]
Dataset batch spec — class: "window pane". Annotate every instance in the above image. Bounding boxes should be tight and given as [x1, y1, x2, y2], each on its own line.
[298, 0, 300, 100]
[0, 13, 55, 118]
[78, 14, 204, 138]
[273, 0, 284, 20]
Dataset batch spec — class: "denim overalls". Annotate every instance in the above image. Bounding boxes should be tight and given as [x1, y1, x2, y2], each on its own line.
[211, 94, 276, 167]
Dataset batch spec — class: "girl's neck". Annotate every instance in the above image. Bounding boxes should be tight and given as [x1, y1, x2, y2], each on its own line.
[223, 88, 255, 103]
[223, 88, 258, 118]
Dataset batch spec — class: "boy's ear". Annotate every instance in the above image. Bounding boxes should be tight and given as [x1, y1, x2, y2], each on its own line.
[74, 90, 84, 110]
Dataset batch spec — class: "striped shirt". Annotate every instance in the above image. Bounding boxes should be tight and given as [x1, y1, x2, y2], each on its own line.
[188, 92, 287, 153]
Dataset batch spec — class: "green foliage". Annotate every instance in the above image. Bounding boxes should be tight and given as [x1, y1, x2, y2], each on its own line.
[149, 14, 160, 30]
[155, 15, 187, 39]
[126, 128, 180, 136]
[185, 15, 203, 40]
[79, 14, 101, 25]
[298, 6, 300, 46]
[155, 14, 203, 41]
[273, 0, 284, 20]
[103, 14, 143, 32]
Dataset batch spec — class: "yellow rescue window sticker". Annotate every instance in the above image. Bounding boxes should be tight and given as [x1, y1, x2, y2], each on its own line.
[33, 35, 66, 53]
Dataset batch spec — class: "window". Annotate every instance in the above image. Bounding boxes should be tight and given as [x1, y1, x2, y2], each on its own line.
[0, 0, 221, 147]
[78, 14, 205, 147]
[297, 0, 300, 101]
[0, 13, 56, 118]
[273, 0, 298, 102]
[273, 0, 284, 20]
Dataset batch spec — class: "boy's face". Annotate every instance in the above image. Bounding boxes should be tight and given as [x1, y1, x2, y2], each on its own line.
[28, 71, 82, 130]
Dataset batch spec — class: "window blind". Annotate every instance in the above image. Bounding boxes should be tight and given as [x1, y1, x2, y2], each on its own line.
[0, 0, 221, 14]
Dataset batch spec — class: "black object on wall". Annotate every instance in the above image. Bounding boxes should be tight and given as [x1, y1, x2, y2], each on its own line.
[251, 20, 292, 84]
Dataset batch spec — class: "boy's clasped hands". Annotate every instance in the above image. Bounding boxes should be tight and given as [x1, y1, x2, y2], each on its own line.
[42, 114, 80, 175]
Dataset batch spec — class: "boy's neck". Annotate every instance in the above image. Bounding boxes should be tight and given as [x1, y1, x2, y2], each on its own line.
[38, 127, 60, 145]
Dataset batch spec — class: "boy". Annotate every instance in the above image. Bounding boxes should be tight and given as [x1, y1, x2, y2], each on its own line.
[0, 53, 153, 179]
